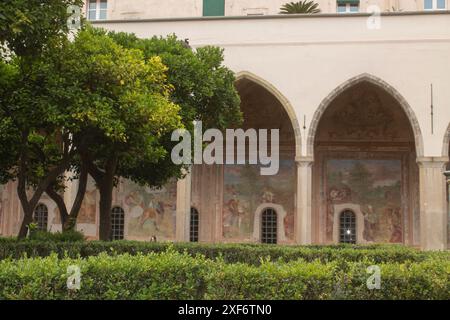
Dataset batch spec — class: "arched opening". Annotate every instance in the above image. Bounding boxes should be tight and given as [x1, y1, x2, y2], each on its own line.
[111, 206, 125, 240]
[190, 207, 199, 242]
[312, 78, 420, 245]
[33, 204, 48, 232]
[219, 73, 297, 243]
[261, 208, 278, 244]
[339, 210, 356, 244]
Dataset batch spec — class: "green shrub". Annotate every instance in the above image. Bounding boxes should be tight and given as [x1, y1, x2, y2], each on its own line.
[28, 230, 85, 242]
[0, 251, 210, 300]
[0, 251, 448, 300]
[0, 239, 447, 265]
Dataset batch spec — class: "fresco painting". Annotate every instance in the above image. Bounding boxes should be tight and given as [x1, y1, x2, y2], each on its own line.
[223, 160, 295, 241]
[123, 180, 177, 240]
[326, 159, 403, 243]
[77, 177, 98, 224]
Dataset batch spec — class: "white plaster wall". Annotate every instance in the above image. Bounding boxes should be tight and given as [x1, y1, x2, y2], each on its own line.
[94, 12, 450, 157]
[83, 0, 436, 20]
[108, 0, 203, 20]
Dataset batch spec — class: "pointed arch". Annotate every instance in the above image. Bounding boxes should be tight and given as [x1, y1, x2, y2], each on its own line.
[235, 71, 302, 158]
[306, 73, 424, 157]
[442, 122, 450, 157]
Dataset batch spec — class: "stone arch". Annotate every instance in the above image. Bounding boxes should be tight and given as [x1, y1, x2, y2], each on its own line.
[332, 204, 365, 245]
[307, 73, 424, 157]
[235, 71, 302, 158]
[442, 122, 450, 157]
[252, 203, 287, 243]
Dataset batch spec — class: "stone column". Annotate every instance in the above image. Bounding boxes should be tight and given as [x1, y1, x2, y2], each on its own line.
[176, 168, 191, 242]
[417, 157, 448, 250]
[295, 157, 314, 245]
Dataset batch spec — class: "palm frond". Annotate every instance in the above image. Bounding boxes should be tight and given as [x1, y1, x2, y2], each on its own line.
[280, 1, 321, 14]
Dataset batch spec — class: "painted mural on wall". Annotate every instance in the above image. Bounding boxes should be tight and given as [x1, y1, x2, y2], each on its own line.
[122, 180, 177, 241]
[223, 159, 295, 241]
[325, 159, 403, 243]
[78, 177, 98, 224]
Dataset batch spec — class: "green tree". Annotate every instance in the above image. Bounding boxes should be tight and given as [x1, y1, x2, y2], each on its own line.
[55, 27, 183, 240]
[84, 30, 242, 240]
[0, 0, 83, 238]
[0, 54, 81, 238]
[0, 0, 82, 58]
[106, 31, 242, 130]
[279, 1, 321, 14]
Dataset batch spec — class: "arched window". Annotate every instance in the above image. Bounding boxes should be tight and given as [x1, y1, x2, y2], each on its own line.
[261, 208, 277, 244]
[339, 210, 356, 244]
[111, 206, 125, 240]
[33, 204, 48, 231]
[190, 207, 199, 242]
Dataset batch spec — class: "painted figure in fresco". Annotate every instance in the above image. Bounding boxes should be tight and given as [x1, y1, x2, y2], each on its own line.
[284, 213, 294, 239]
[139, 200, 166, 230]
[123, 181, 177, 239]
[262, 188, 275, 203]
[362, 205, 377, 242]
[226, 193, 246, 230]
[125, 191, 159, 230]
[389, 207, 402, 243]
[78, 188, 97, 224]
[329, 186, 351, 202]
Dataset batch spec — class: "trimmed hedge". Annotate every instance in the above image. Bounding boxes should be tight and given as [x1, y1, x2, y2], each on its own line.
[1, 239, 447, 265]
[0, 251, 448, 300]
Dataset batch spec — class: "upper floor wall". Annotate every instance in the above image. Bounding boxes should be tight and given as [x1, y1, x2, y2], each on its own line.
[82, 0, 449, 21]
[93, 12, 450, 157]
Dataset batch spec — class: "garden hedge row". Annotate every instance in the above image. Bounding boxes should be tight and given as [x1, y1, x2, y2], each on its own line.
[0, 251, 448, 300]
[0, 238, 447, 264]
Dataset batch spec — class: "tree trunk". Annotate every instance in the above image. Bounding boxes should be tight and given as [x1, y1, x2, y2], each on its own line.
[46, 164, 88, 232]
[16, 131, 74, 239]
[82, 152, 118, 241]
[98, 179, 114, 240]
[46, 184, 69, 228]
[94, 156, 118, 241]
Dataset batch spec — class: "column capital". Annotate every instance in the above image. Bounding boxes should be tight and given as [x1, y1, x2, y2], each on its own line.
[295, 156, 314, 167]
[416, 156, 449, 169]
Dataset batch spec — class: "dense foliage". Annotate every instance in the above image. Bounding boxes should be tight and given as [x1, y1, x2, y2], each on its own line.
[0, 249, 448, 300]
[0, 1, 242, 241]
[0, 239, 448, 264]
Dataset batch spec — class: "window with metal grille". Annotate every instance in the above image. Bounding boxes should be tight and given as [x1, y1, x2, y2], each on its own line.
[261, 208, 277, 244]
[111, 206, 125, 240]
[33, 204, 48, 231]
[190, 207, 199, 242]
[339, 210, 356, 244]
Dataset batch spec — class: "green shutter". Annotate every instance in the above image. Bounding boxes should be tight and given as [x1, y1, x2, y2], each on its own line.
[203, 0, 225, 16]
